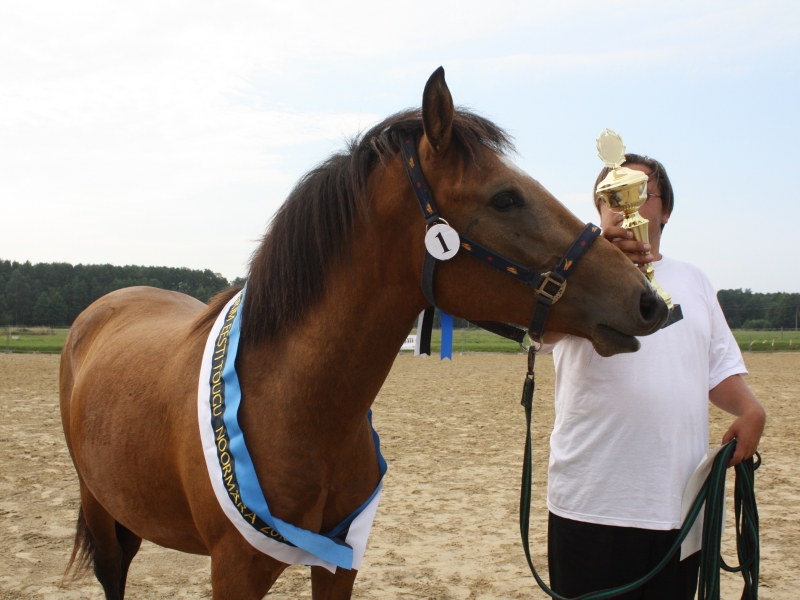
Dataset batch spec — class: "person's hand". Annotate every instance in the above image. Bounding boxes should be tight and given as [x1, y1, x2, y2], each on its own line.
[602, 225, 653, 273]
[722, 406, 766, 467]
[710, 374, 766, 468]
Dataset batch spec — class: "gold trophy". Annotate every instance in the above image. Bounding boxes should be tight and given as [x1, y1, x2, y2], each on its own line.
[595, 129, 682, 326]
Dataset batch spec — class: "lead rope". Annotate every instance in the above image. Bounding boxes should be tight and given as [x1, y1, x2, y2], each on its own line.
[518, 348, 761, 599]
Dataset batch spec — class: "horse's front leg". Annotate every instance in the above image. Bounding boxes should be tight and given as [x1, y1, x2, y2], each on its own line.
[209, 538, 287, 600]
[311, 565, 358, 600]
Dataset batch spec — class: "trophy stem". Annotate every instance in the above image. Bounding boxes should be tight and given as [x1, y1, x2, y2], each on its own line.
[648, 274, 674, 309]
[622, 212, 674, 309]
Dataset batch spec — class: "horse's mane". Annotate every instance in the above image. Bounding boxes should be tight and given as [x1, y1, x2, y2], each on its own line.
[195, 108, 513, 344]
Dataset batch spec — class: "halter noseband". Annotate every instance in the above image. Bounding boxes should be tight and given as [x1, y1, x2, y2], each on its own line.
[400, 134, 600, 344]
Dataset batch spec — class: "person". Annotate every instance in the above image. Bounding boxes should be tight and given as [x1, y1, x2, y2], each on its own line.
[540, 154, 766, 599]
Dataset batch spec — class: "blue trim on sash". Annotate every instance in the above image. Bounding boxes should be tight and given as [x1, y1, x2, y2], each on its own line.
[218, 286, 387, 569]
[326, 411, 387, 539]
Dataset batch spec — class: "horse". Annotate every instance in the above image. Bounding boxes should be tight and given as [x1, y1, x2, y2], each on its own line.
[59, 67, 667, 599]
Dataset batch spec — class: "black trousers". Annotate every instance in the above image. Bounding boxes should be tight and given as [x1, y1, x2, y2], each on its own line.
[548, 512, 700, 600]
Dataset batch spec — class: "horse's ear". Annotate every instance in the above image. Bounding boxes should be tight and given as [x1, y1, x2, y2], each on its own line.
[422, 67, 454, 154]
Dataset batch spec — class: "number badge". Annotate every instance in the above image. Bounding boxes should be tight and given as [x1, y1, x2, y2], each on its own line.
[424, 223, 460, 261]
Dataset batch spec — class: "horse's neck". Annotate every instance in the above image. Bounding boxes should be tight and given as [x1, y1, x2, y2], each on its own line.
[237, 233, 425, 437]
[231, 233, 421, 524]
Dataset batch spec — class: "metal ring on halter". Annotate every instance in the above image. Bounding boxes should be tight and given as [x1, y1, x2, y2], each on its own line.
[520, 331, 544, 353]
[425, 217, 450, 231]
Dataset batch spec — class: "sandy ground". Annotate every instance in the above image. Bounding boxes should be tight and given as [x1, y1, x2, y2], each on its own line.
[0, 352, 797, 599]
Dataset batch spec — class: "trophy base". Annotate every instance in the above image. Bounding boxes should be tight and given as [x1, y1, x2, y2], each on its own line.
[663, 304, 683, 329]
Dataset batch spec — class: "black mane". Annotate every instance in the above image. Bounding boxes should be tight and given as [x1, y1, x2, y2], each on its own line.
[237, 107, 513, 344]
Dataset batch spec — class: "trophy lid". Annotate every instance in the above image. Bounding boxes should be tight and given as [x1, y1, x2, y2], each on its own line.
[596, 129, 626, 169]
[595, 128, 648, 197]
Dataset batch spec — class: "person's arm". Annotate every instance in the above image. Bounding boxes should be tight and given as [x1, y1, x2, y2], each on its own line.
[708, 374, 766, 466]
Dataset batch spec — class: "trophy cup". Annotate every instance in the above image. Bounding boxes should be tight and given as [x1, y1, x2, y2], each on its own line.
[595, 129, 682, 327]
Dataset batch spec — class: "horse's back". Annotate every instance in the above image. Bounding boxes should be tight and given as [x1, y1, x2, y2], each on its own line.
[63, 286, 204, 365]
[60, 286, 214, 551]
[61, 286, 206, 421]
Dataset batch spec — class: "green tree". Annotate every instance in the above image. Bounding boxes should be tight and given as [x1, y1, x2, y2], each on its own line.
[5, 270, 32, 325]
[742, 319, 772, 330]
[717, 289, 770, 328]
[33, 292, 51, 325]
[0, 260, 232, 325]
[0, 293, 8, 325]
[766, 293, 800, 329]
[90, 277, 104, 301]
[68, 277, 90, 323]
[50, 292, 68, 326]
[194, 285, 209, 303]
[32, 291, 67, 326]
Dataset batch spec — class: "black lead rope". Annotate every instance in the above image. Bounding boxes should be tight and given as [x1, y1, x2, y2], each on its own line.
[519, 349, 761, 600]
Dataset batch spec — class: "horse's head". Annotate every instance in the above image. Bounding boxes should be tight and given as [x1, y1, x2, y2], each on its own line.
[390, 68, 667, 356]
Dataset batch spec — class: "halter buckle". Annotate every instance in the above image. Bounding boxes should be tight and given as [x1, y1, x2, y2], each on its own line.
[536, 272, 566, 303]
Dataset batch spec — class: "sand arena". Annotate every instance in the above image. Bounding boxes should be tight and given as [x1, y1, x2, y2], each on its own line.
[1, 352, 797, 599]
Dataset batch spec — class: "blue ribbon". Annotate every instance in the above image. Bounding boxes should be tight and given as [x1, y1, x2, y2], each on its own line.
[218, 287, 387, 569]
[440, 311, 453, 361]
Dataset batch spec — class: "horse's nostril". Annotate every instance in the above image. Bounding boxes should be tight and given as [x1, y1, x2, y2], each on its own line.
[639, 289, 659, 322]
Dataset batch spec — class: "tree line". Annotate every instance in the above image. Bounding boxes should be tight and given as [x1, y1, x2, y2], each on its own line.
[0, 260, 234, 327]
[0, 259, 797, 330]
[716, 289, 800, 330]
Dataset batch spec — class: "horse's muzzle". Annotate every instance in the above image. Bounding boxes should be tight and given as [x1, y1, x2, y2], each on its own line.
[638, 287, 669, 333]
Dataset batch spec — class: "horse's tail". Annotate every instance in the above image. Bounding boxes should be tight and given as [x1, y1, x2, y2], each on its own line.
[63, 505, 95, 580]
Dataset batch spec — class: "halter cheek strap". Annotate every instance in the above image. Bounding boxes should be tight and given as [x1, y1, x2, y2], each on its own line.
[525, 224, 600, 340]
[400, 134, 600, 343]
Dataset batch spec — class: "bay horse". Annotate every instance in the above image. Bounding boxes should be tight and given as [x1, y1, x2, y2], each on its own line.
[60, 67, 667, 599]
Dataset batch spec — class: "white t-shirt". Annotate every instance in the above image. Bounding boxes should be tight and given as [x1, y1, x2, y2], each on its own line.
[547, 255, 746, 530]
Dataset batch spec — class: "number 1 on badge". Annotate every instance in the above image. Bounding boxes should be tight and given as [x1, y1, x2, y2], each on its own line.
[425, 224, 460, 261]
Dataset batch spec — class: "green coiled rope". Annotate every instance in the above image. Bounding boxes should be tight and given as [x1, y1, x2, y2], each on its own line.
[519, 347, 760, 600]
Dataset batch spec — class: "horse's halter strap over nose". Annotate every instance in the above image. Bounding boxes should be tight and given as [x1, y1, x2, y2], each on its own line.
[400, 134, 600, 343]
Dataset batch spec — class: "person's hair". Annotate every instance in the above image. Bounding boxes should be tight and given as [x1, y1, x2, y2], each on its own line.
[593, 153, 674, 230]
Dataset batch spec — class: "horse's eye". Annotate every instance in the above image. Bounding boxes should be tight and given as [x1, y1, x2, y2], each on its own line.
[492, 193, 519, 211]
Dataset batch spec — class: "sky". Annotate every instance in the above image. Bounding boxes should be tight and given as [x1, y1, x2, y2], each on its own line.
[2, 1, 798, 293]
